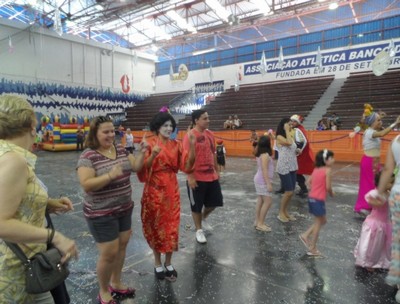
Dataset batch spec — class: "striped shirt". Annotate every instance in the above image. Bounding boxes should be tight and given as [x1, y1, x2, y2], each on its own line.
[77, 144, 133, 218]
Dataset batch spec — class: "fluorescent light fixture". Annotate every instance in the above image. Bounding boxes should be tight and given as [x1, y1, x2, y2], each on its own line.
[166, 10, 197, 33]
[192, 48, 216, 55]
[205, 0, 230, 22]
[329, 2, 338, 10]
[252, 0, 272, 15]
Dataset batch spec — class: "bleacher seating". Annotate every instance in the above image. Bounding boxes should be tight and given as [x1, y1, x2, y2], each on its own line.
[124, 92, 185, 130]
[177, 76, 334, 131]
[322, 68, 400, 130]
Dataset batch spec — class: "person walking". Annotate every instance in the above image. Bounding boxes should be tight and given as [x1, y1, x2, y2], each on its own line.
[290, 114, 314, 198]
[183, 110, 223, 244]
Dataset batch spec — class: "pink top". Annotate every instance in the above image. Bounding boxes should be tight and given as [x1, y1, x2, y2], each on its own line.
[309, 167, 328, 201]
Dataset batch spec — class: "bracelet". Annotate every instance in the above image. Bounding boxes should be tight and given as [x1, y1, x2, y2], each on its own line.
[47, 228, 55, 244]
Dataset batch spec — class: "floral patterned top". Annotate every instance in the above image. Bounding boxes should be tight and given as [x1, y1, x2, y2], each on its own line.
[0, 140, 48, 303]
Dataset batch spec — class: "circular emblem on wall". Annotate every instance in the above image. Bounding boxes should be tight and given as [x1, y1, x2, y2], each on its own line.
[120, 74, 131, 93]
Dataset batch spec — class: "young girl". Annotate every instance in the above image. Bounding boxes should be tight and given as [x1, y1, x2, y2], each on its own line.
[299, 149, 334, 256]
[216, 140, 226, 173]
[253, 135, 274, 232]
[354, 172, 393, 271]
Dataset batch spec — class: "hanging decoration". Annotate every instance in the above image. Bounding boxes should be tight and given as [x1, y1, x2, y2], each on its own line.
[276, 46, 284, 70]
[315, 46, 323, 72]
[260, 51, 267, 76]
[120, 74, 131, 93]
[388, 39, 396, 58]
[53, 7, 63, 36]
[209, 64, 214, 83]
[169, 64, 174, 81]
[8, 36, 14, 53]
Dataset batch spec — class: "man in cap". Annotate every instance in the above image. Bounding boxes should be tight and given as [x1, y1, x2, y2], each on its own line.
[290, 114, 314, 198]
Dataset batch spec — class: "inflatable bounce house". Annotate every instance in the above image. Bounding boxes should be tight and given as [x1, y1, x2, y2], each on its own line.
[40, 115, 90, 151]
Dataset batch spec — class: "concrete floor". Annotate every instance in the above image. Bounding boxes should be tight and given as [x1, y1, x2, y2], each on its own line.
[35, 150, 398, 304]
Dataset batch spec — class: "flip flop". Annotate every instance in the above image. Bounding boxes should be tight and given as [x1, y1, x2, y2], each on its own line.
[277, 215, 289, 223]
[307, 250, 322, 256]
[255, 225, 272, 232]
[299, 234, 309, 250]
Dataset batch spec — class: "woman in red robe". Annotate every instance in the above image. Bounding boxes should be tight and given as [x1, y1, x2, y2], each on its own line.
[138, 112, 195, 281]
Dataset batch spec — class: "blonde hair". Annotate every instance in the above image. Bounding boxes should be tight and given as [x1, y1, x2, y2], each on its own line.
[0, 95, 35, 139]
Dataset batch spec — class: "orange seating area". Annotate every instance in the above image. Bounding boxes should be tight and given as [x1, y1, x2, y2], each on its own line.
[132, 130, 399, 164]
[323, 68, 400, 130]
[177, 76, 335, 131]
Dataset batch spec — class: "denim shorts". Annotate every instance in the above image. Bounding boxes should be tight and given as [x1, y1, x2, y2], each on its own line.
[278, 171, 297, 192]
[308, 198, 326, 216]
[86, 209, 132, 243]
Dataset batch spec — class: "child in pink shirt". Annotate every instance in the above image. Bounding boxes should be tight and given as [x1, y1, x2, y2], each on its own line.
[299, 149, 335, 256]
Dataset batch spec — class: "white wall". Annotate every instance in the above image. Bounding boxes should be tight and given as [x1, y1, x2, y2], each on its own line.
[0, 18, 155, 94]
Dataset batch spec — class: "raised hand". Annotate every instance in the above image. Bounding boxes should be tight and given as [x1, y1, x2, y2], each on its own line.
[138, 132, 149, 153]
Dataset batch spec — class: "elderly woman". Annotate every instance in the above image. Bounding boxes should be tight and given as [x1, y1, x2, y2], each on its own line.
[77, 116, 147, 304]
[0, 95, 78, 304]
[275, 118, 298, 222]
[354, 104, 400, 215]
[138, 112, 195, 281]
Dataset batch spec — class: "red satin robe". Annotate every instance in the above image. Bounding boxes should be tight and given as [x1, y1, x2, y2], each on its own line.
[137, 137, 189, 253]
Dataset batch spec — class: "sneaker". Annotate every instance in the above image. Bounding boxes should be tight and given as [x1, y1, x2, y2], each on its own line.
[201, 220, 213, 231]
[195, 229, 207, 244]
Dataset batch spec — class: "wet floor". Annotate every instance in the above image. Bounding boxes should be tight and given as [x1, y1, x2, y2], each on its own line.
[35, 150, 398, 304]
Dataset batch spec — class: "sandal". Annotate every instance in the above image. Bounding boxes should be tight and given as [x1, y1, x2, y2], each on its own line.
[97, 294, 119, 304]
[255, 225, 272, 232]
[108, 285, 135, 299]
[164, 264, 178, 282]
[307, 250, 322, 256]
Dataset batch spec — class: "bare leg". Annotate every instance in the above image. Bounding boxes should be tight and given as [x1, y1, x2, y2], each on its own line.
[279, 191, 293, 219]
[309, 216, 327, 253]
[202, 207, 215, 221]
[255, 196, 262, 226]
[153, 249, 162, 266]
[192, 212, 202, 230]
[96, 239, 119, 302]
[110, 230, 132, 289]
[257, 196, 272, 227]
[165, 252, 173, 266]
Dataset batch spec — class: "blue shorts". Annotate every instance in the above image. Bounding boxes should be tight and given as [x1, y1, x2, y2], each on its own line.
[308, 198, 326, 216]
[278, 171, 297, 192]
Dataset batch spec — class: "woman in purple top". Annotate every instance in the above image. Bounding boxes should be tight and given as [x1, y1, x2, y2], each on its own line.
[253, 135, 274, 232]
[77, 116, 147, 304]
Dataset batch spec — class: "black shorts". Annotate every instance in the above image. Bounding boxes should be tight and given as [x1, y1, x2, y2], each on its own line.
[187, 180, 223, 213]
[217, 156, 225, 166]
[86, 209, 132, 243]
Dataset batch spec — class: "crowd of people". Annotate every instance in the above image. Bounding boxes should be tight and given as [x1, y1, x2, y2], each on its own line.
[1, 94, 400, 303]
[316, 113, 341, 131]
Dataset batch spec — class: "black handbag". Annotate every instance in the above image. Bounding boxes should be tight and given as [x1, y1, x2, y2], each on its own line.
[5, 241, 69, 294]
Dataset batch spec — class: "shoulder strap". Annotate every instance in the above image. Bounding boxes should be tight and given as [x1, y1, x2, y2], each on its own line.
[4, 241, 29, 264]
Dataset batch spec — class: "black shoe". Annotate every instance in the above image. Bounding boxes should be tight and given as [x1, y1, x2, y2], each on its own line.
[296, 190, 308, 198]
[154, 266, 165, 280]
[164, 264, 178, 281]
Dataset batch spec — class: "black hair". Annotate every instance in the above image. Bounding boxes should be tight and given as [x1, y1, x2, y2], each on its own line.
[255, 135, 272, 157]
[374, 171, 382, 187]
[315, 149, 334, 167]
[149, 112, 176, 134]
[191, 109, 207, 125]
[276, 118, 291, 138]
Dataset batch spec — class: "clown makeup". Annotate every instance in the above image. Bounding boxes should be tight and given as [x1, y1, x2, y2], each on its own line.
[159, 120, 173, 139]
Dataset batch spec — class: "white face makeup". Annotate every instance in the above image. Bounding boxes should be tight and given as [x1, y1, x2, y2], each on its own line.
[159, 120, 173, 138]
